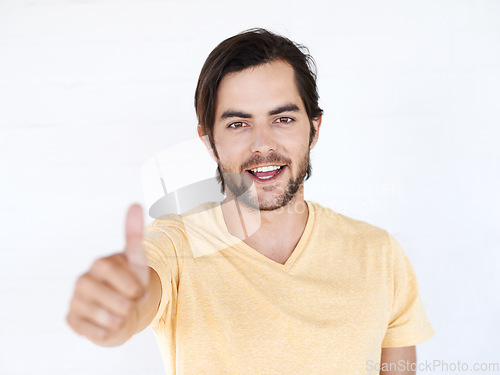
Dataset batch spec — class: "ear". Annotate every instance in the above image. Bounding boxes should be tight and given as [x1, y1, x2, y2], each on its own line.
[309, 116, 322, 150]
[197, 124, 218, 163]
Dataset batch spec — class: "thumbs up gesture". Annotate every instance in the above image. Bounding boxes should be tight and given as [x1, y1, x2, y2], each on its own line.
[66, 204, 154, 347]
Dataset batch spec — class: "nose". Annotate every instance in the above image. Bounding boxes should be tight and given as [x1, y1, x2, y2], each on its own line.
[249, 124, 277, 155]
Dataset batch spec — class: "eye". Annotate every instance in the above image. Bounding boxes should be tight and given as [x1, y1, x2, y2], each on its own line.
[276, 116, 294, 124]
[228, 121, 247, 129]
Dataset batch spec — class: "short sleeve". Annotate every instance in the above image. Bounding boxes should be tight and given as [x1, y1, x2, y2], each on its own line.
[142, 219, 182, 328]
[382, 234, 435, 347]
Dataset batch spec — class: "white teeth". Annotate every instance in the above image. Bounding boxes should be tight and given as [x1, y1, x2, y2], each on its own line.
[250, 165, 281, 173]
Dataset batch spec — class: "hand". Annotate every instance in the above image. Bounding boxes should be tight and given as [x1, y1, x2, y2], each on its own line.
[66, 204, 151, 347]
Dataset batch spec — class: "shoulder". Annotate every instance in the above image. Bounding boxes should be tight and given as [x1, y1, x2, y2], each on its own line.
[307, 200, 392, 246]
[147, 201, 218, 229]
[144, 201, 219, 252]
[143, 202, 220, 273]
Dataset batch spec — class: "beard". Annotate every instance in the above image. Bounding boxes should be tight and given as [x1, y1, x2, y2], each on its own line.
[218, 149, 310, 212]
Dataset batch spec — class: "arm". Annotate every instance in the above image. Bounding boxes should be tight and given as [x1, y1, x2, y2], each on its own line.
[380, 346, 416, 375]
[131, 266, 162, 335]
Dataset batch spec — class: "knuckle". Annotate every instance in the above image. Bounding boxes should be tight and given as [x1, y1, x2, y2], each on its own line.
[122, 279, 142, 299]
[110, 253, 126, 262]
[67, 314, 84, 336]
[92, 258, 109, 273]
[75, 274, 91, 291]
[106, 314, 119, 330]
[98, 309, 122, 332]
[119, 299, 134, 316]
[130, 283, 144, 298]
[96, 308, 111, 327]
[111, 316, 125, 331]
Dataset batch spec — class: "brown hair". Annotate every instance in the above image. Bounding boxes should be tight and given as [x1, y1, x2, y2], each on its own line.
[194, 28, 323, 192]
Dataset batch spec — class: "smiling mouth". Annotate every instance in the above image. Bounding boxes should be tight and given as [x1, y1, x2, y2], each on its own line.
[245, 165, 286, 182]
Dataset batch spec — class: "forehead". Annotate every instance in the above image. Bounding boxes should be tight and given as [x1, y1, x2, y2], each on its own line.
[215, 60, 304, 118]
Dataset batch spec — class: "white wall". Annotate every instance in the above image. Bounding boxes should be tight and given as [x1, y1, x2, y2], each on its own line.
[0, 0, 499, 374]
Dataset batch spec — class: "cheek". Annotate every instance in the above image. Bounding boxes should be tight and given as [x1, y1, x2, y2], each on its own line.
[285, 137, 309, 157]
[284, 125, 311, 147]
[214, 141, 243, 168]
[214, 130, 249, 155]
[288, 142, 311, 169]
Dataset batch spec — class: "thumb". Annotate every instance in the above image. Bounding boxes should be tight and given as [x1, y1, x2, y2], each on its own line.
[124, 203, 149, 286]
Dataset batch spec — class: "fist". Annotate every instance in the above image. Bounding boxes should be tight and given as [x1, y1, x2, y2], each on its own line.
[66, 204, 151, 347]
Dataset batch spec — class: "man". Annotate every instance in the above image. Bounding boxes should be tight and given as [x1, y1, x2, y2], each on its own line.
[67, 28, 434, 374]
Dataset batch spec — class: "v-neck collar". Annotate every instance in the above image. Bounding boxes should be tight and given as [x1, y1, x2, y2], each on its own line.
[214, 200, 316, 272]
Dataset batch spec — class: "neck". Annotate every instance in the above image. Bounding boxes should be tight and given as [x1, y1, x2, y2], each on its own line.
[220, 187, 309, 247]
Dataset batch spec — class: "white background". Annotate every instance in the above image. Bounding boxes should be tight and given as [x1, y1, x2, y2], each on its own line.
[1, 0, 499, 374]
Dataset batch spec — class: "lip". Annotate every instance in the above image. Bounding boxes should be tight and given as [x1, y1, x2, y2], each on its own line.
[245, 165, 287, 184]
[246, 164, 285, 171]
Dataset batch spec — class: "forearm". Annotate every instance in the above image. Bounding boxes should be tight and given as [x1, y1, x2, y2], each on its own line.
[131, 267, 162, 335]
[380, 346, 416, 375]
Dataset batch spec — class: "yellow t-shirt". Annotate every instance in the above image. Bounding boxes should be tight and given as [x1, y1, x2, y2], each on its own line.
[142, 200, 435, 375]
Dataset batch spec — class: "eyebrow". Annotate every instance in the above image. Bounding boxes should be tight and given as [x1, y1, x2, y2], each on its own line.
[220, 103, 300, 120]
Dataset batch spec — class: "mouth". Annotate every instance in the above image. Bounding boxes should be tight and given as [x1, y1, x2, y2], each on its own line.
[245, 165, 286, 183]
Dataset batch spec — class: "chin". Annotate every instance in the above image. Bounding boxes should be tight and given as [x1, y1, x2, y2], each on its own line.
[250, 191, 295, 212]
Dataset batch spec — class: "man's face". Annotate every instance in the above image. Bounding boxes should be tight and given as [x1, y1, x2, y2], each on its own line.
[209, 59, 321, 211]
